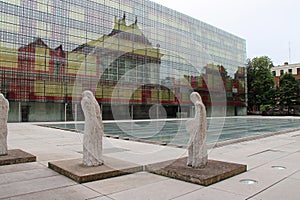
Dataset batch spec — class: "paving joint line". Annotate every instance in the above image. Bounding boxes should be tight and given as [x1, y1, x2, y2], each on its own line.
[245, 175, 291, 200]
[169, 187, 204, 200]
[81, 184, 108, 198]
[83, 172, 169, 196]
[247, 150, 298, 171]
[0, 183, 77, 200]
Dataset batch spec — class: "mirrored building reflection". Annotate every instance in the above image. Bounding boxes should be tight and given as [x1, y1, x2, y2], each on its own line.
[0, 0, 246, 122]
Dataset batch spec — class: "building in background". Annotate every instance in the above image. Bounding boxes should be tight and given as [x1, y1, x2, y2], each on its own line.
[0, 0, 246, 122]
[271, 62, 300, 86]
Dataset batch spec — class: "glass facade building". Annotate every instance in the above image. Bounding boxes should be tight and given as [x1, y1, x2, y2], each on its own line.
[0, 0, 246, 122]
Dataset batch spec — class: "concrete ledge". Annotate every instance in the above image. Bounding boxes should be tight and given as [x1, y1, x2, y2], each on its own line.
[48, 157, 143, 183]
[146, 157, 247, 186]
[0, 149, 36, 166]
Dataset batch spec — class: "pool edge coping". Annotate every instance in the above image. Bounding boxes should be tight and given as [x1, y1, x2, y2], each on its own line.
[36, 124, 300, 150]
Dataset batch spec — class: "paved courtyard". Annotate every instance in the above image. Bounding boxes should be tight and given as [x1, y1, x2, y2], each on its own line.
[1, 117, 300, 199]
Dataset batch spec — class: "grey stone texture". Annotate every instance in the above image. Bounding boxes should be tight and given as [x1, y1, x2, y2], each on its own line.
[81, 90, 104, 166]
[186, 92, 208, 168]
[0, 93, 9, 155]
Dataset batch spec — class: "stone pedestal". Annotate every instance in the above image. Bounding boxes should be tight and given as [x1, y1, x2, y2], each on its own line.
[0, 149, 36, 166]
[48, 156, 143, 183]
[146, 157, 247, 186]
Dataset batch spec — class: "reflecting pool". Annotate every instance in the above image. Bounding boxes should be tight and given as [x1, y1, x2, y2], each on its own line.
[42, 117, 300, 146]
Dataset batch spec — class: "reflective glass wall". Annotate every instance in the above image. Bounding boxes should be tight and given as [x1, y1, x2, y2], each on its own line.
[0, 0, 246, 122]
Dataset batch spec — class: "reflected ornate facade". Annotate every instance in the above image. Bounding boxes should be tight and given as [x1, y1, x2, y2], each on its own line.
[0, 0, 246, 122]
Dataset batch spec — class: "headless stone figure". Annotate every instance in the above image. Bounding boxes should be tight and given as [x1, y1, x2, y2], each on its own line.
[0, 93, 9, 156]
[81, 90, 104, 166]
[186, 92, 208, 168]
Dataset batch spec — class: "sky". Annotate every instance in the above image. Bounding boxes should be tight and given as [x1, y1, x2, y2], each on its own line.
[151, 0, 300, 66]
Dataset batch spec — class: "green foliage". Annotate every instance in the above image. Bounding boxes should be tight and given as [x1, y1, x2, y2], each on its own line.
[260, 104, 272, 112]
[247, 56, 275, 111]
[278, 73, 300, 112]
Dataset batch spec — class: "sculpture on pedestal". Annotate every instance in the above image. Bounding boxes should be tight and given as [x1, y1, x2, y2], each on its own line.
[81, 90, 104, 166]
[0, 93, 9, 156]
[186, 92, 208, 168]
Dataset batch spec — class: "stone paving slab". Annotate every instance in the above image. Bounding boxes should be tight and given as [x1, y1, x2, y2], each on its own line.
[6, 184, 102, 200]
[48, 156, 143, 183]
[0, 168, 57, 185]
[109, 178, 201, 200]
[146, 157, 247, 186]
[290, 170, 300, 180]
[210, 169, 291, 197]
[84, 172, 168, 195]
[0, 175, 75, 199]
[0, 149, 36, 166]
[172, 187, 248, 200]
[0, 162, 44, 174]
[253, 178, 300, 200]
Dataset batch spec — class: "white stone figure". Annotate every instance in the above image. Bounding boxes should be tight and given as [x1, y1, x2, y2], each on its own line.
[0, 93, 9, 156]
[186, 92, 208, 168]
[81, 90, 104, 166]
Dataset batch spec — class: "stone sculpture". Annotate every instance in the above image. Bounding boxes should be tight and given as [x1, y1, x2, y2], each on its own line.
[0, 93, 9, 156]
[186, 92, 208, 168]
[81, 90, 104, 166]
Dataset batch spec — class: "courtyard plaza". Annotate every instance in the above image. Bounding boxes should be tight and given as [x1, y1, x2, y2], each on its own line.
[1, 116, 300, 200]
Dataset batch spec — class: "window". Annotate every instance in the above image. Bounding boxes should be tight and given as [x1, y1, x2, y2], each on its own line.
[54, 61, 60, 75]
[288, 69, 292, 74]
[272, 71, 276, 76]
[297, 68, 300, 75]
[280, 70, 284, 76]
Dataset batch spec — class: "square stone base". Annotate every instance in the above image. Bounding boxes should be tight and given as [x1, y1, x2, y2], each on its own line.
[48, 157, 143, 183]
[146, 157, 247, 186]
[0, 149, 36, 166]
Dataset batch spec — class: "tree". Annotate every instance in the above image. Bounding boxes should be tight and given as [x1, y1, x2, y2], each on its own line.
[278, 73, 300, 113]
[247, 56, 275, 111]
